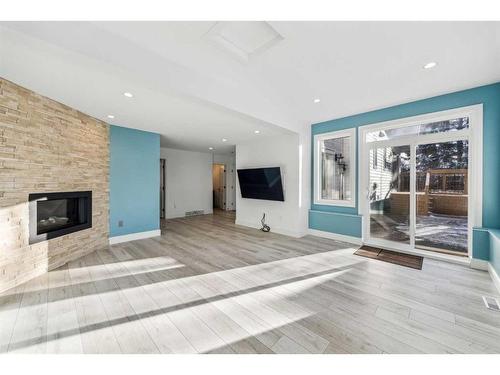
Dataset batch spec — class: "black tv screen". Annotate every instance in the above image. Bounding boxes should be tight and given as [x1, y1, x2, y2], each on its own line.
[237, 167, 284, 202]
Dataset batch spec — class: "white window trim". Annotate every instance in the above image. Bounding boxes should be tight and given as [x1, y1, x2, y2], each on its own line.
[357, 104, 483, 259]
[313, 128, 357, 207]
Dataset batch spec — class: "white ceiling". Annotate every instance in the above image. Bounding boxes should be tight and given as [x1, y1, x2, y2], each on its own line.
[1, 21, 500, 152]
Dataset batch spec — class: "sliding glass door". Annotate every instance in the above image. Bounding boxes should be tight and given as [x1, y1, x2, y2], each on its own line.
[369, 145, 411, 245]
[361, 107, 480, 257]
[415, 140, 469, 254]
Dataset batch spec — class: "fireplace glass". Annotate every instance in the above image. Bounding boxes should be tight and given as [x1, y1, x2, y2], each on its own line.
[29, 191, 92, 244]
[37, 197, 88, 234]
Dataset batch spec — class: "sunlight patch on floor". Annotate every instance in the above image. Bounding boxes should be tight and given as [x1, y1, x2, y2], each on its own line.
[5, 249, 358, 353]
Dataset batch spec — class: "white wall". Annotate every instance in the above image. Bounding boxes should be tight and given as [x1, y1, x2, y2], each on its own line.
[298, 127, 311, 237]
[235, 133, 308, 237]
[161, 131, 310, 238]
[160, 147, 213, 219]
[213, 152, 237, 211]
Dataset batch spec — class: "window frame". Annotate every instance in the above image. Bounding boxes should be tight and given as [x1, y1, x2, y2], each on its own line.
[371, 149, 378, 169]
[313, 128, 357, 207]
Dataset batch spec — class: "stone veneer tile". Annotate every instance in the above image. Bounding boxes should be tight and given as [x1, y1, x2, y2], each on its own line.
[0, 77, 109, 293]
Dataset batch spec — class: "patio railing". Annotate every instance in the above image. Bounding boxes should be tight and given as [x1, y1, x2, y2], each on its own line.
[391, 169, 468, 216]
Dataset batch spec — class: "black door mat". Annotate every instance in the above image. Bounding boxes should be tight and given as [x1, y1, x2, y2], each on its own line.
[354, 245, 423, 270]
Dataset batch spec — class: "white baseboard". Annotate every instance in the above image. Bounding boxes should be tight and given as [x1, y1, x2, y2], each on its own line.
[488, 262, 500, 294]
[165, 210, 213, 220]
[307, 228, 362, 246]
[235, 219, 303, 238]
[109, 229, 161, 245]
[470, 258, 489, 271]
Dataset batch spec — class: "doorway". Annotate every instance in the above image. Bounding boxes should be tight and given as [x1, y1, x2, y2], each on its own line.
[360, 105, 482, 258]
[212, 163, 226, 210]
[160, 158, 166, 219]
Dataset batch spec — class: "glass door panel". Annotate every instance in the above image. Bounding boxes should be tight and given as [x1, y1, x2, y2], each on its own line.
[369, 145, 411, 244]
[415, 140, 468, 254]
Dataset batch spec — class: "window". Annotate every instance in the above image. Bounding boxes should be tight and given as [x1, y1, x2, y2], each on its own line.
[366, 117, 469, 143]
[314, 128, 356, 207]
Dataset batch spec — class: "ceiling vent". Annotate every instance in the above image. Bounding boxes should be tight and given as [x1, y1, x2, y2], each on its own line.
[204, 21, 283, 63]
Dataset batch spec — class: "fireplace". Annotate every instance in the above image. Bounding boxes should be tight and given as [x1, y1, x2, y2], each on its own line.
[29, 191, 92, 244]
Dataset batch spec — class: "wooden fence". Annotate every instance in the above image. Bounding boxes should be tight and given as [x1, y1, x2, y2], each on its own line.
[390, 169, 467, 217]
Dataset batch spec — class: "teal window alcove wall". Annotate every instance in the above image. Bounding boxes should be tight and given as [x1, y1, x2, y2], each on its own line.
[310, 82, 500, 266]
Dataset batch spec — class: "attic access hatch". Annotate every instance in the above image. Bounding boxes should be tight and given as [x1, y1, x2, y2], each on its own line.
[204, 21, 283, 63]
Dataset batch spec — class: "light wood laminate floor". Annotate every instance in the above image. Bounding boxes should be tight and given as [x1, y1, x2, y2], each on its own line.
[1, 211, 499, 354]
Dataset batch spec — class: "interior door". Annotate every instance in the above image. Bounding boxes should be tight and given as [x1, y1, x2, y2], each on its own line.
[212, 164, 226, 210]
[218, 165, 226, 209]
[160, 158, 166, 219]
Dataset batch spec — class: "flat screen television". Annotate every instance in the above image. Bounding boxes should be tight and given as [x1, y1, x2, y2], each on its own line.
[237, 167, 284, 202]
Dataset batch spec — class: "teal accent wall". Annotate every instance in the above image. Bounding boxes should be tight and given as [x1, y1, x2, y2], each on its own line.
[110, 125, 160, 237]
[473, 228, 500, 275]
[490, 229, 500, 276]
[309, 210, 362, 238]
[310, 82, 500, 258]
[472, 227, 490, 261]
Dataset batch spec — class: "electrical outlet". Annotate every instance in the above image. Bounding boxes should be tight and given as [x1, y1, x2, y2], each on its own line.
[118, 220, 124, 227]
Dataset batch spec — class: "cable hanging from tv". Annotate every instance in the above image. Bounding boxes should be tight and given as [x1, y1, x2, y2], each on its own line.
[261, 213, 270, 232]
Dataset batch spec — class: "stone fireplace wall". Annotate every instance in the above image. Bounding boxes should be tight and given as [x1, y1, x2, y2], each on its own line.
[0, 77, 109, 293]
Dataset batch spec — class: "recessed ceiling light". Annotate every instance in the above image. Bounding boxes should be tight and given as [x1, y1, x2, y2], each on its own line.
[222, 138, 227, 142]
[423, 62, 437, 69]
[254, 130, 260, 134]
[314, 98, 321, 103]
[107, 115, 115, 119]
[209, 147, 214, 150]
[123, 92, 133, 98]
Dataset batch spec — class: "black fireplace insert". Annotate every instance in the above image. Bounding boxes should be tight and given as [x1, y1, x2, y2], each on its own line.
[29, 191, 92, 244]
